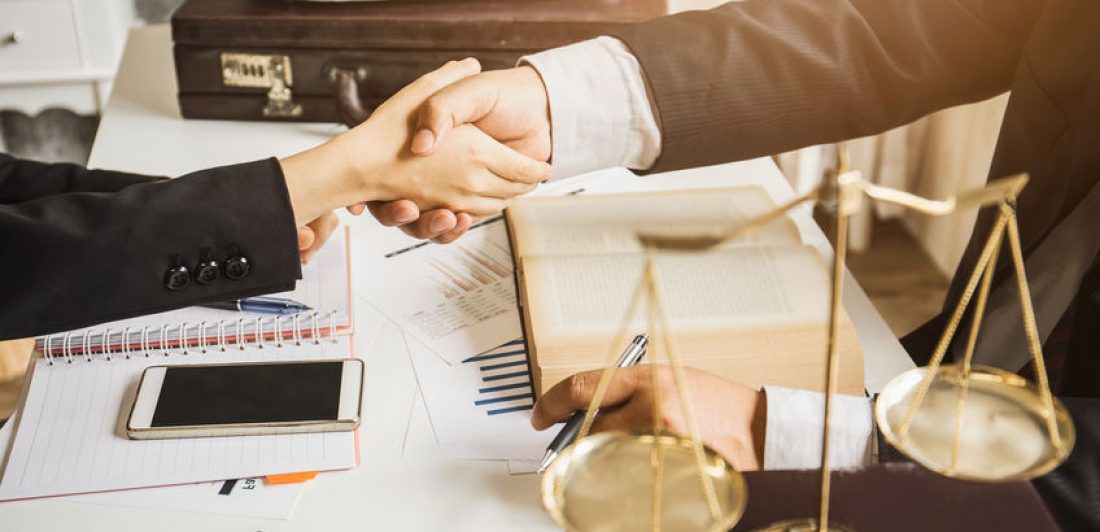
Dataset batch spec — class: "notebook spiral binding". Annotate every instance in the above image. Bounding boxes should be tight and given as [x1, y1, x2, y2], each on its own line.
[39, 311, 340, 366]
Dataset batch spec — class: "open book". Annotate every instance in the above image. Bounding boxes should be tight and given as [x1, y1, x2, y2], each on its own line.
[505, 186, 864, 397]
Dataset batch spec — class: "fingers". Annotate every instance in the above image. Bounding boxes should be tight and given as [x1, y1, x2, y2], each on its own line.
[400, 212, 474, 243]
[479, 137, 553, 185]
[590, 402, 654, 434]
[301, 212, 339, 263]
[297, 226, 315, 251]
[454, 196, 506, 217]
[469, 173, 539, 200]
[411, 73, 499, 156]
[430, 213, 473, 244]
[346, 202, 367, 216]
[532, 367, 647, 430]
[367, 200, 420, 227]
[400, 58, 481, 109]
[396, 209, 458, 240]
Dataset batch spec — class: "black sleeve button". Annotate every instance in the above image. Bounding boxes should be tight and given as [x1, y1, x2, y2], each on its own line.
[224, 244, 250, 280]
[194, 248, 220, 285]
[164, 255, 191, 291]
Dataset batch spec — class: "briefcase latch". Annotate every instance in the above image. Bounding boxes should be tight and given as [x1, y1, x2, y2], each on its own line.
[220, 53, 303, 119]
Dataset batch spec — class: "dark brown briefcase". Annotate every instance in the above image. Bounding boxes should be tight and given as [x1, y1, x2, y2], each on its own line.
[171, 0, 666, 126]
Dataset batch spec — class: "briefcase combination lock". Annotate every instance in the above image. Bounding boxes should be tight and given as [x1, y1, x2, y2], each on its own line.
[218, 52, 373, 126]
[219, 53, 303, 119]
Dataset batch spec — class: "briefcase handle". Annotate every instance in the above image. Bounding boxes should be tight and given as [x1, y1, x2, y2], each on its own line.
[331, 67, 373, 127]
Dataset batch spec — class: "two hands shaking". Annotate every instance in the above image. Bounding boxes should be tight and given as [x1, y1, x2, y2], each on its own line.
[281, 58, 766, 470]
[282, 58, 552, 260]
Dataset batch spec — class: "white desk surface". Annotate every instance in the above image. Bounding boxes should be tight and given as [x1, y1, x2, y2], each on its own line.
[0, 26, 913, 531]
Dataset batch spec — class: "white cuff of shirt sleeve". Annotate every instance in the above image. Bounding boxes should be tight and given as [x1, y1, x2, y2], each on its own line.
[762, 386, 874, 471]
[521, 36, 661, 180]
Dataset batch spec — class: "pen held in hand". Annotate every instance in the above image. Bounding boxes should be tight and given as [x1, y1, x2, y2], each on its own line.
[537, 334, 648, 473]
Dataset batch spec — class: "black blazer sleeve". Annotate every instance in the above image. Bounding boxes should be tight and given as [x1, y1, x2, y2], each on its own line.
[0, 156, 302, 340]
[0, 153, 163, 202]
[614, 0, 1045, 172]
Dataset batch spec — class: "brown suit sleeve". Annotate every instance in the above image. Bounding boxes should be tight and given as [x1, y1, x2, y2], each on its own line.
[614, 0, 1044, 172]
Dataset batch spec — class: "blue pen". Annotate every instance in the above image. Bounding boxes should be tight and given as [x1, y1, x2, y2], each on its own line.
[200, 296, 311, 315]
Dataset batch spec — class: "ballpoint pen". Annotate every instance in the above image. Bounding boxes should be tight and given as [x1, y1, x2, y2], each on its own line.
[537, 333, 648, 473]
[200, 296, 312, 315]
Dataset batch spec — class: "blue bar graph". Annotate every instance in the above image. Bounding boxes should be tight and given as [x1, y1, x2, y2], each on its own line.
[462, 338, 534, 416]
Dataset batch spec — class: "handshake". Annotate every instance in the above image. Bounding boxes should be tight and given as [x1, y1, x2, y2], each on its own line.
[281, 58, 551, 259]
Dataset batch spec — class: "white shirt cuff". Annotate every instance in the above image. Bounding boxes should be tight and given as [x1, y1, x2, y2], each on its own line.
[763, 385, 873, 471]
[521, 36, 661, 179]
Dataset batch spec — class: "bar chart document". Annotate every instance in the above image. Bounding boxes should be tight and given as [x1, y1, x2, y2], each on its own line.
[404, 336, 551, 460]
[356, 216, 521, 363]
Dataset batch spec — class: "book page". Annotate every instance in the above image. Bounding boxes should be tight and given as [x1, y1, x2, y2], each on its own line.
[508, 186, 801, 257]
[0, 336, 358, 501]
[525, 245, 831, 339]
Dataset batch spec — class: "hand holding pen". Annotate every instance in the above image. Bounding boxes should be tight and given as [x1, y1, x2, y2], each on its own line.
[530, 347, 768, 472]
[536, 334, 648, 472]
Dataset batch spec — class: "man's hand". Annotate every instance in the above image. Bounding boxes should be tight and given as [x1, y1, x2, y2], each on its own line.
[531, 366, 767, 471]
[362, 66, 552, 243]
[410, 66, 551, 161]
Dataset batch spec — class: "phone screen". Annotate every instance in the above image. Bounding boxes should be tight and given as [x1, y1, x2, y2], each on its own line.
[151, 361, 343, 427]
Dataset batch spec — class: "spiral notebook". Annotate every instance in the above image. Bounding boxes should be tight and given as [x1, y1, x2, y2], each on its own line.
[0, 335, 359, 501]
[36, 229, 353, 357]
[0, 232, 359, 501]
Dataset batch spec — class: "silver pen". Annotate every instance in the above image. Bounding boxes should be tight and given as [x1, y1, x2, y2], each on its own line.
[537, 334, 649, 473]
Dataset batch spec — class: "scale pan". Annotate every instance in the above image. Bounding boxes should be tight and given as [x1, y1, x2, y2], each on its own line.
[875, 364, 1074, 482]
[541, 431, 747, 531]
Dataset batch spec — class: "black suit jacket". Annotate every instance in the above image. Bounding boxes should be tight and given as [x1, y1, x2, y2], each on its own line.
[614, 0, 1099, 529]
[0, 154, 302, 340]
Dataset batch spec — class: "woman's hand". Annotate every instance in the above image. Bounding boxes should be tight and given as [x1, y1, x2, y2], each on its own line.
[531, 365, 767, 471]
[279, 58, 551, 227]
[357, 123, 548, 215]
[297, 210, 339, 263]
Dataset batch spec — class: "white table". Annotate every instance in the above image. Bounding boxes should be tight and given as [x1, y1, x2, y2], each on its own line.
[0, 26, 913, 531]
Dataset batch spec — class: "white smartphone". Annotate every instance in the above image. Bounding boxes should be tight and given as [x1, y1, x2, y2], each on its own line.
[127, 359, 363, 440]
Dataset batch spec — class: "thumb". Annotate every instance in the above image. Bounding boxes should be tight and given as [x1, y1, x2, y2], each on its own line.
[411, 74, 500, 156]
[531, 367, 646, 430]
[297, 226, 315, 251]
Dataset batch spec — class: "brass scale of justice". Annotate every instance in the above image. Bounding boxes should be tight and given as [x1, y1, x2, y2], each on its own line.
[539, 145, 1077, 532]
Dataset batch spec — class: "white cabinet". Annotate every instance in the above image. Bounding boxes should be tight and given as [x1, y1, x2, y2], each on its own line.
[0, 0, 134, 115]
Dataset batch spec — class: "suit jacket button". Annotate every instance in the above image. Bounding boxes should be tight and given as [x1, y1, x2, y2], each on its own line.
[195, 262, 219, 284]
[224, 245, 250, 280]
[164, 267, 191, 291]
[225, 257, 249, 279]
[195, 248, 220, 284]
